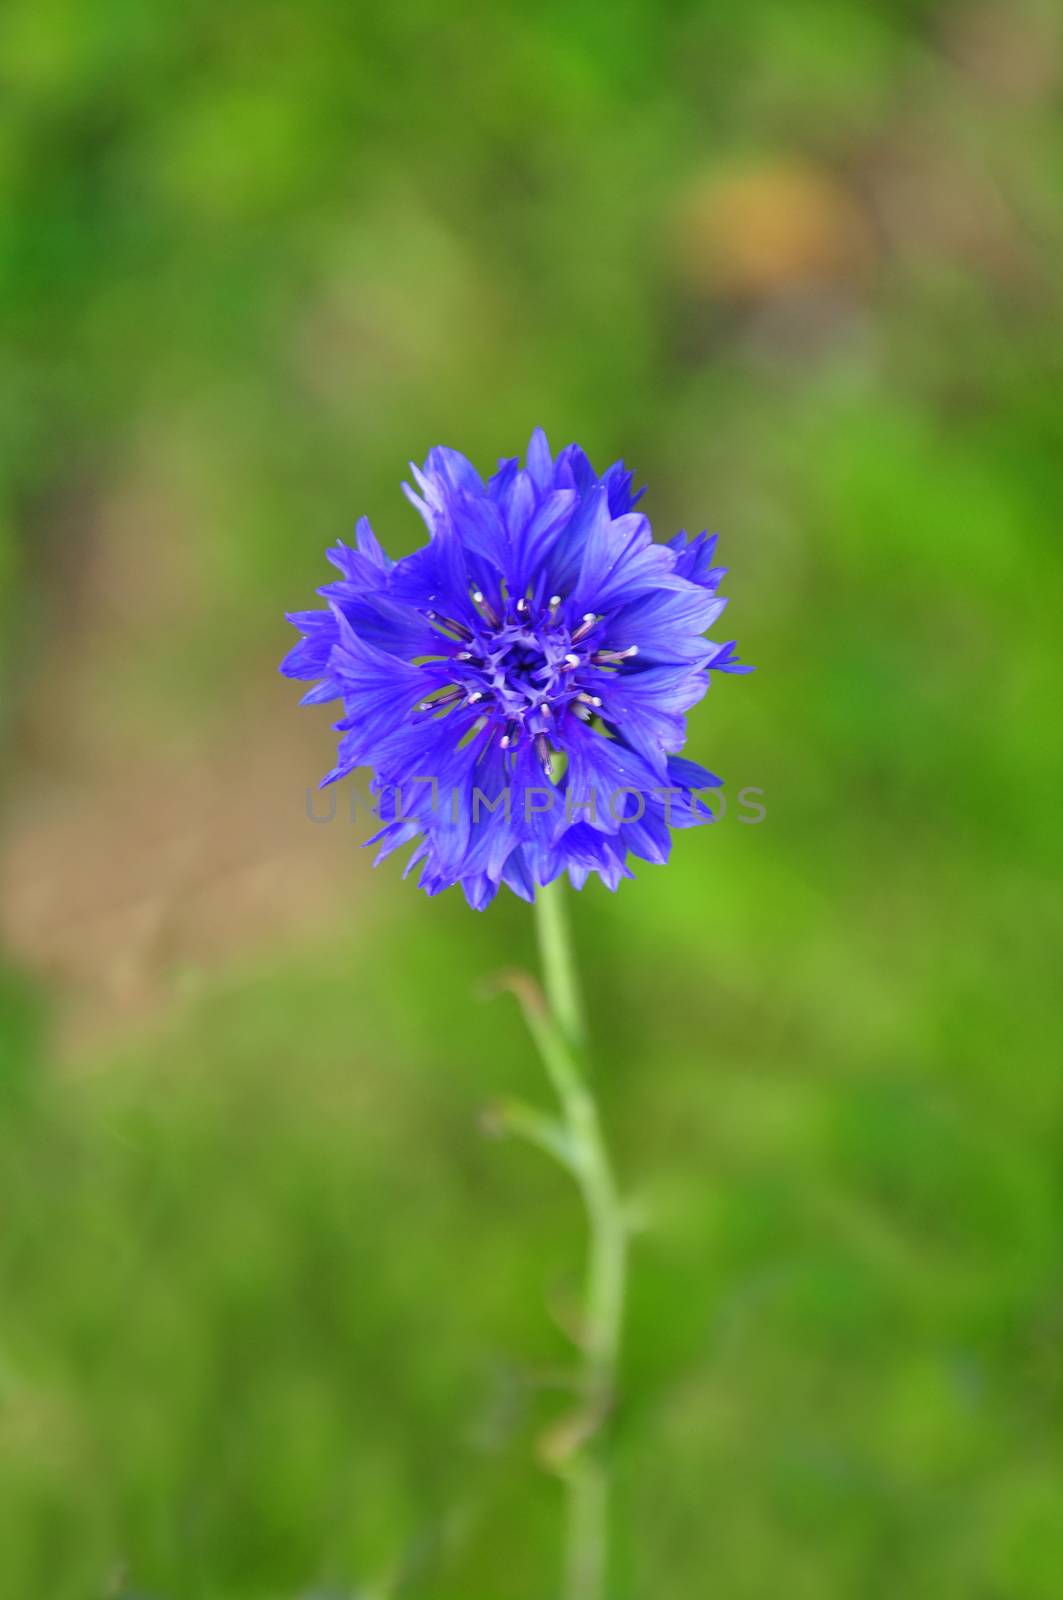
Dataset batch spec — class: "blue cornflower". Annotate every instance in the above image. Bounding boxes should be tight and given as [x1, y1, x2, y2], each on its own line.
[282, 430, 750, 909]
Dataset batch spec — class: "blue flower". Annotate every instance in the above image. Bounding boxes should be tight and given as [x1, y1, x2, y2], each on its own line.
[282, 430, 750, 909]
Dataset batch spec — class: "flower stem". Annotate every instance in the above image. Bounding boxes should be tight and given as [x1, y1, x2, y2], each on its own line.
[534, 870, 587, 1051]
[530, 878, 627, 1600]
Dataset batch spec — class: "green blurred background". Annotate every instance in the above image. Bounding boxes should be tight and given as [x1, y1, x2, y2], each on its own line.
[2, 0, 1062, 1595]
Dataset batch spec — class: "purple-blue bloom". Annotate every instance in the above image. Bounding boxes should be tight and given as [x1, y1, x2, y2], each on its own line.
[282, 431, 750, 909]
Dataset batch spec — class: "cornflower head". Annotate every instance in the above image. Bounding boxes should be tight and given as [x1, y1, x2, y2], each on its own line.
[282, 430, 749, 908]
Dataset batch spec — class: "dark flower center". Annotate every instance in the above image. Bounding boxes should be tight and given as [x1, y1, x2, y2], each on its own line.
[418, 592, 630, 757]
[459, 619, 583, 736]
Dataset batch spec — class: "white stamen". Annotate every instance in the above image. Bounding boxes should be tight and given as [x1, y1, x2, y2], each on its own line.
[456, 650, 472, 660]
[549, 594, 561, 607]
[467, 691, 483, 703]
[500, 734, 511, 747]
[516, 597, 527, 612]
[564, 652, 580, 667]
[583, 612, 595, 623]
[625, 644, 639, 657]
[472, 590, 484, 604]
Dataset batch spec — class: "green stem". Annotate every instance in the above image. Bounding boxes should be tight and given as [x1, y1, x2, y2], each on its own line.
[529, 879, 628, 1600]
[534, 869, 587, 1051]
